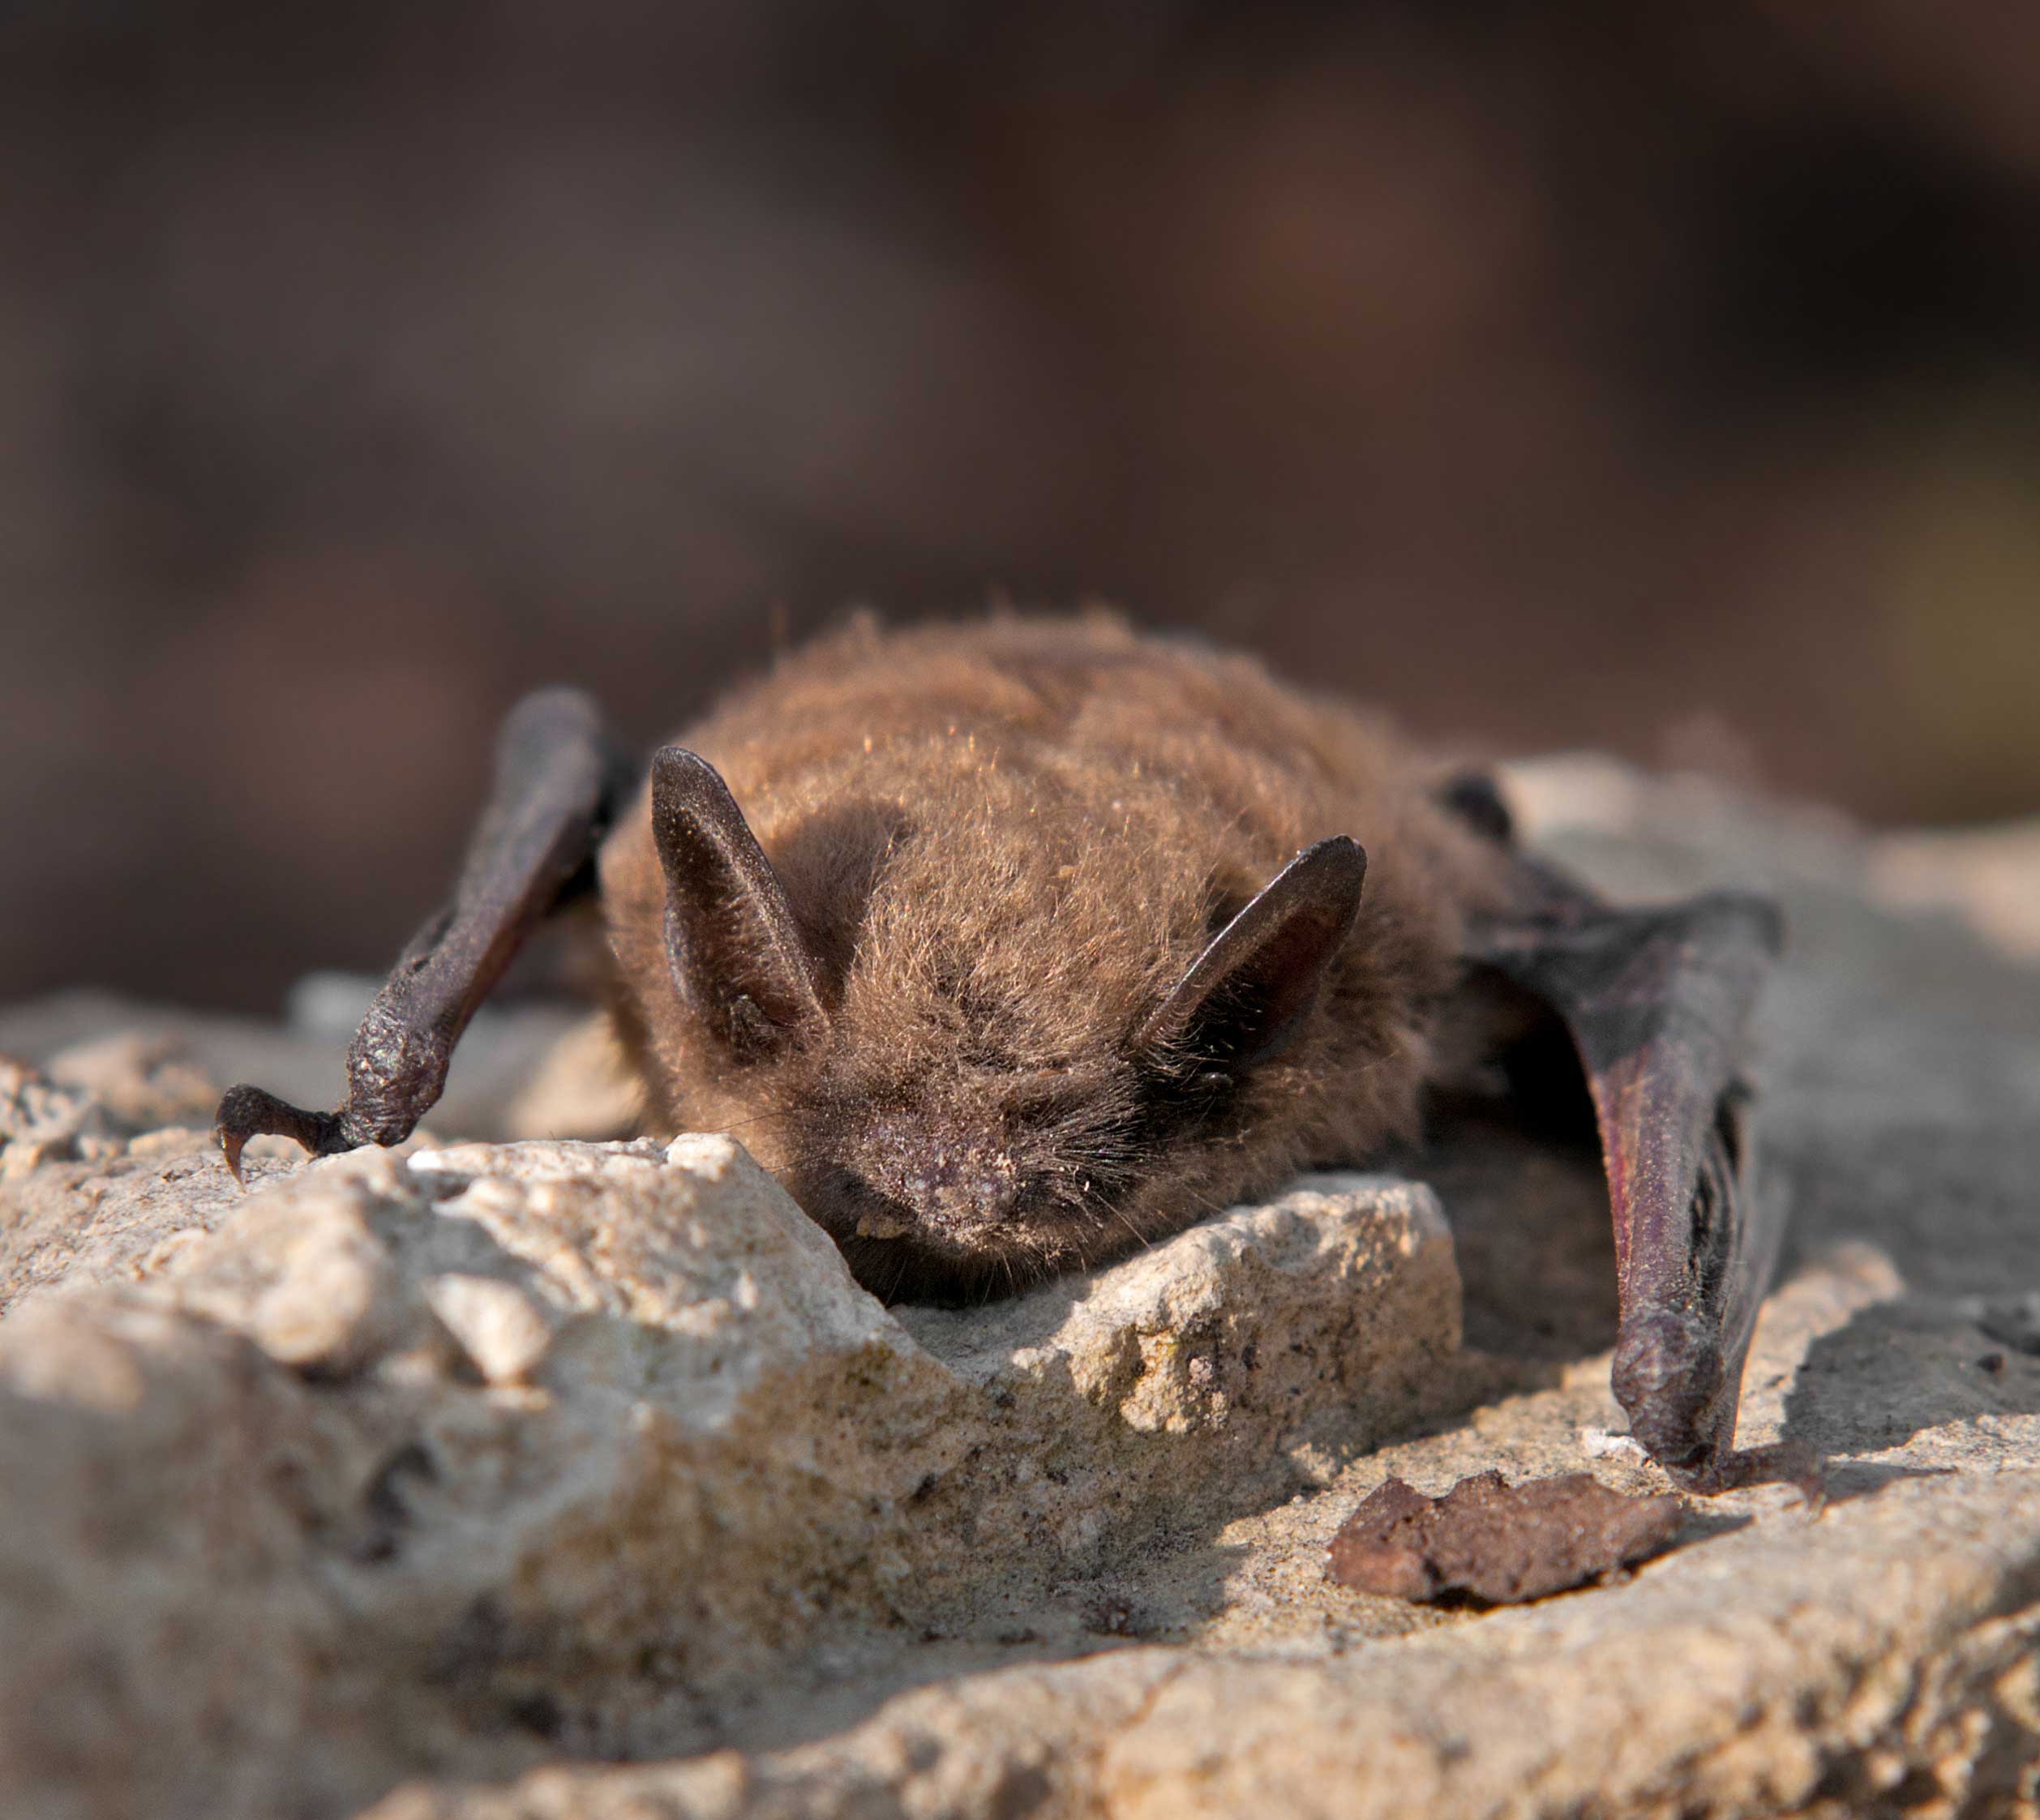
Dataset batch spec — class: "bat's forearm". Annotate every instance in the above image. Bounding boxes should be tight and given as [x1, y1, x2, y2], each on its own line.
[216, 687, 628, 1180]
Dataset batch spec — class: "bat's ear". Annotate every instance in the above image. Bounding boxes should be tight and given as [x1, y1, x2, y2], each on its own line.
[1138, 837, 1366, 1070]
[650, 747, 829, 1057]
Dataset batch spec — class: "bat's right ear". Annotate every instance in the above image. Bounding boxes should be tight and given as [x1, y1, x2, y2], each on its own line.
[650, 747, 829, 1058]
[1138, 837, 1367, 1070]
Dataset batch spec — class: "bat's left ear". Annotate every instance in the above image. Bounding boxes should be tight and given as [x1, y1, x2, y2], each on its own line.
[1138, 837, 1366, 1070]
[650, 747, 830, 1057]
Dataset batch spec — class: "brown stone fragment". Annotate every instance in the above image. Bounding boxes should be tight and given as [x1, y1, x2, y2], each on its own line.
[1326, 1470, 1684, 1604]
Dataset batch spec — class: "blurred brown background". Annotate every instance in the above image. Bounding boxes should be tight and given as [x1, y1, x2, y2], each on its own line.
[4, 2, 2038, 1012]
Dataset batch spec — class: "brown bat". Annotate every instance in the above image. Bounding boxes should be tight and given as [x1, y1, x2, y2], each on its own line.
[216, 615, 1783, 1488]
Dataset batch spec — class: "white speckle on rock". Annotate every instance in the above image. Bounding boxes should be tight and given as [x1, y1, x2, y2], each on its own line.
[1579, 1427, 1650, 1462]
[425, 1272, 554, 1384]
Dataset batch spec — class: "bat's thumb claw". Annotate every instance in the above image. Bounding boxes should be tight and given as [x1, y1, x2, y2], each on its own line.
[214, 1081, 273, 1186]
[218, 1125, 249, 1188]
[1674, 1439, 1828, 1506]
[213, 1082, 346, 1184]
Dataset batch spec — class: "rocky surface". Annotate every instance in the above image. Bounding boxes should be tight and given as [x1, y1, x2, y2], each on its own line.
[3, 762, 2038, 1819]
[0, 1126, 1464, 1818]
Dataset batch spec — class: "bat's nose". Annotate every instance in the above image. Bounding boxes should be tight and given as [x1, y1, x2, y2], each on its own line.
[916, 1152, 1021, 1227]
[853, 1111, 1023, 1232]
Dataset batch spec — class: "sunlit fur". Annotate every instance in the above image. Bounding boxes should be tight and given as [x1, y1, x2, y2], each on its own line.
[599, 613, 1511, 1304]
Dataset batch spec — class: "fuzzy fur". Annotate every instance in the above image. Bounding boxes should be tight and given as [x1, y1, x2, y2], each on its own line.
[598, 613, 1511, 1303]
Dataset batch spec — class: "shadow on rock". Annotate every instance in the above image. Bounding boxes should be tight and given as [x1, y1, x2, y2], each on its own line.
[1782, 1295, 2040, 1471]
[1399, 1104, 1618, 1368]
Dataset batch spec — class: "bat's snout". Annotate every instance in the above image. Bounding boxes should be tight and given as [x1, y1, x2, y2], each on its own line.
[846, 1109, 1027, 1237]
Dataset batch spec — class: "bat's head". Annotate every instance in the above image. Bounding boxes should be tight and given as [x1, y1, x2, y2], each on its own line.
[602, 747, 1374, 1304]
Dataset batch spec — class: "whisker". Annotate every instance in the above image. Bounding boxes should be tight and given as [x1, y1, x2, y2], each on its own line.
[1065, 1180, 1153, 1255]
[696, 1105, 801, 1141]
[1168, 1183, 1234, 1228]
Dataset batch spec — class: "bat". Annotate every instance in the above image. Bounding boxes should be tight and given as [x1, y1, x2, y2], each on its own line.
[216, 615, 1785, 1489]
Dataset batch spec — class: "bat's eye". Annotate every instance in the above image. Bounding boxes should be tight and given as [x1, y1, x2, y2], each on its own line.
[1194, 1068, 1235, 1096]
[724, 992, 778, 1057]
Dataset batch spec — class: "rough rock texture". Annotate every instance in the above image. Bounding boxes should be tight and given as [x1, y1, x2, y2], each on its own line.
[5, 761, 2040, 1819]
[0, 1128, 1461, 1818]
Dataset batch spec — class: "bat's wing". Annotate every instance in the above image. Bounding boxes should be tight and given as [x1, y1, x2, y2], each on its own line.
[216, 687, 632, 1180]
[1461, 822, 1785, 1488]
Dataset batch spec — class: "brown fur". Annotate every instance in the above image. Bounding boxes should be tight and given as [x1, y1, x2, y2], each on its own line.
[598, 613, 1511, 1303]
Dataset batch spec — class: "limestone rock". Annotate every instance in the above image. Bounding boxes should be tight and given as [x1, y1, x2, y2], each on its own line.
[43, 1030, 224, 1132]
[0, 987, 633, 1149]
[4, 762, 2040, 1820]
[0, 1131, 1459, 1819]
[0, 995, 630, 1316]
[0, 1052, 122, 1176]
[424, 1274, 554, 1384]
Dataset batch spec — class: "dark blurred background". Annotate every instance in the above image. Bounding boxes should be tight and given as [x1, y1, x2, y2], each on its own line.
[4, 2, 2038, 1012]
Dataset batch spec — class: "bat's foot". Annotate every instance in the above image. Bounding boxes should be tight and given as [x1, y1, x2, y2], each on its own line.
[214, 1084, 350, 1187]
[1672, 1439, 1828, 1511]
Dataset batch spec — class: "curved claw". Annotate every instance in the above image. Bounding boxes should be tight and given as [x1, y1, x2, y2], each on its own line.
[215, 1083, 352, 1186]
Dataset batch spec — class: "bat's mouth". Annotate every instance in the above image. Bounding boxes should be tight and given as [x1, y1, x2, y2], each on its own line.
[851, 1206, 919, 1242]
[786, 1160, 1104, 1305]
[831, 1218, 1083, 1306]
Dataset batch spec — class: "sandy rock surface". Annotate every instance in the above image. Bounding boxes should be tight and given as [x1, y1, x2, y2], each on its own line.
[2, 762, 2038, 1819]
[0, 1128, 1464, 1818]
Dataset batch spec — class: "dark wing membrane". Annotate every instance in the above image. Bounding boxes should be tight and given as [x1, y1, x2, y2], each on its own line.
[1467, 857, 1785, 1485]
[216, 687, 632, 1180]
